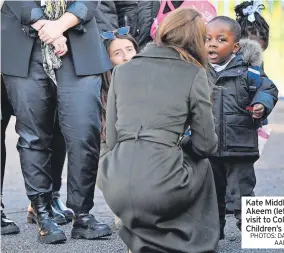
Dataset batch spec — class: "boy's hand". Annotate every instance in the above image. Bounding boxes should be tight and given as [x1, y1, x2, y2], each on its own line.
[252, 103, 265, 119]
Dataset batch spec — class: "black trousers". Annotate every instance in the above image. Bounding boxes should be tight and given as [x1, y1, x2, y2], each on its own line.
[50, 114, 66, 192]
[1, 77, 13, 195]
[1, 76, 66, 205]
[210, 157, 256, 226]
[3, 40, 102, 213]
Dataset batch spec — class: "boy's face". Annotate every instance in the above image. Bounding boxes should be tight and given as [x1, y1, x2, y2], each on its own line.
[205, 21, 240, 64]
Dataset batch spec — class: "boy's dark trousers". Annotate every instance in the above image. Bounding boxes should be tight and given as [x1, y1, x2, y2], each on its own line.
[210, 157, 256, 230]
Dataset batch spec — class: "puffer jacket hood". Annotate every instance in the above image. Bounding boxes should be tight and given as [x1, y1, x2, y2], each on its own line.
[239, 38, 263, 67]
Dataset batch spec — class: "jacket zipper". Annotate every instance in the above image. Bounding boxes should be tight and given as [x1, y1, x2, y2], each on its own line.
[216, 78, 224, 156]
[220, 87, 224, 156]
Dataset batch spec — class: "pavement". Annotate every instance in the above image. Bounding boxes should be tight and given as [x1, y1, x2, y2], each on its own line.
[1, 101, 284, 253]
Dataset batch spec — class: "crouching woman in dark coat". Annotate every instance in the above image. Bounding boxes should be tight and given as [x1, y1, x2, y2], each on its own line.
[98, 8, 219, 253]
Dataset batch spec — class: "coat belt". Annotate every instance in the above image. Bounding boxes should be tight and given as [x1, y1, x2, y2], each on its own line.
[117, 129, 180, 147]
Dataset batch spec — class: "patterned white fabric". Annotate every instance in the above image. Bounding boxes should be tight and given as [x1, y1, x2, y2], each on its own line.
[41, 0, 67, 85]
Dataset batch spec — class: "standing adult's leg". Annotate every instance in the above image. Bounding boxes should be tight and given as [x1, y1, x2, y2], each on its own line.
[1, 77, 20, 235]
[1, 113, 10, 194]
[2, 40, 66, 243]
[56, 53, 111, 239]
[210, 158, 227, 240]
[226, 159, 256, 230]
[50, 113, 66, 193]
[3, 74, 55, 196]
[50, 114, 75, 222]
[27, 111, 69, 225]
[1, 79, 12, 194]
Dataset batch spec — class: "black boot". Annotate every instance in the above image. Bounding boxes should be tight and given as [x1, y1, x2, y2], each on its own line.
[71, 213, 112, 240]
[51, 191, 74, 222]
[27, 203, 68, 225]
[1, 210, 20, 235]
[219, 220, 226, 240]
[30, 193, 67, 244]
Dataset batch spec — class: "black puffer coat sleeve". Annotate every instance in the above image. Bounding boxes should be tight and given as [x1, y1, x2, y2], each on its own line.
[94, 1, 119, 33]
[136, 1, 160, 48]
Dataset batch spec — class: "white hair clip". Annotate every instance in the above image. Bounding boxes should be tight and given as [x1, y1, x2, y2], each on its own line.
[242, 5, 264, 23]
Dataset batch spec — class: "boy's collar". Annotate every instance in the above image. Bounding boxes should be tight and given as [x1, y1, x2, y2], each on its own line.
[210, 54, 236, 72]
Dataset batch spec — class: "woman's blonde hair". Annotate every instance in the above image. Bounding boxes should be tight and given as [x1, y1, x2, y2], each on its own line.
[155, 7, 207, 68]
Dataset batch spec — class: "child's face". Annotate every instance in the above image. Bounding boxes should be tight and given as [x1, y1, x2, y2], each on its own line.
[205, 21, 240, 64]
[108, 39, 137, 66]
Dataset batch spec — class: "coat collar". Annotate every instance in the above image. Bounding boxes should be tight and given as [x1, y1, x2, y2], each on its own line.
[223, 53, 243, 70]
[208, 54, 243, 71]
[134, 42, 182, 61]
[208, 54, 244, 81]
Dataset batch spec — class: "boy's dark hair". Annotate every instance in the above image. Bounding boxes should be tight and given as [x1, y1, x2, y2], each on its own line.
[103, 34, 140, 54]
[235, 1, 269, 50]
[209, 16, 241, 43]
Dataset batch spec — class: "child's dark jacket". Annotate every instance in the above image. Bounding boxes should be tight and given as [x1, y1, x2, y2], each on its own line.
[207, 39, 278, 161]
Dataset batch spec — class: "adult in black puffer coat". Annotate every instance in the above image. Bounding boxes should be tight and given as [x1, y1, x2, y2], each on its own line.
[94, 1, 138, 35]
[136, 1, 160, 48]
[95, 1, 161, 48]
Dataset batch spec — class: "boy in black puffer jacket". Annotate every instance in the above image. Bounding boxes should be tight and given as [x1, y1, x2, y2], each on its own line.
[205, 16, 278, 240]
[225, 0, 271, 216]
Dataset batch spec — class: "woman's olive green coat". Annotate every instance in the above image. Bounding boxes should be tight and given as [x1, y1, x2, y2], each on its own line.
[98, 44, 219, 253]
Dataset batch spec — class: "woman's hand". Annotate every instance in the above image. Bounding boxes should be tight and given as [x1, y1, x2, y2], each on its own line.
[31, 20, 48, 31]
[52, 35, 68, 57]
[32, 13, 80, 44]
[38, 20, 64, 44]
